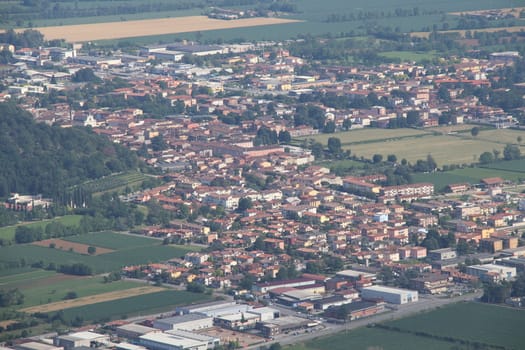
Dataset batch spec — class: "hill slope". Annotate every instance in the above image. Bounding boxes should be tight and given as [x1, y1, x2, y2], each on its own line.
[0, 102, 139, 198]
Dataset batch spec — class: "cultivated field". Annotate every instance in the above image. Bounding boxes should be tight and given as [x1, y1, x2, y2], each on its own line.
[21, 286, 164, 313]
[32, 239, 114, 255]
[27, 16, 301, 42]
[291, 302, 525, 350]
[0, 273, 143, 309]
[0, 232, 200, 274]
[56, 290, 211, 323]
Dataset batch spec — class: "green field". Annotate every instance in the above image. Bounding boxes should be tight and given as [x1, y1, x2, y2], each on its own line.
[290, 302, 525, 350]
[55, 290, 211, 323]
[0, 272, 142, 309]
[63, 231, 161, 249]
[290, 326, 457, 350]
[0, 215, 83, 243]
[0, 233, 199, 274]
[379, 50, 439, 63]
[298, 127, 525, 167]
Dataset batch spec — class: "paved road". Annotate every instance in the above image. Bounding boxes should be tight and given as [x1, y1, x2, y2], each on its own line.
[248, 291, 483, 349]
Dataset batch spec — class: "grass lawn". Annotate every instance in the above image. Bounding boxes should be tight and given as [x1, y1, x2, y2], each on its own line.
[55, 290, 212, 323]
[0, 215, 83, 243]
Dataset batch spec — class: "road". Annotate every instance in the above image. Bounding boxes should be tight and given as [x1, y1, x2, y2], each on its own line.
[248, 291, 483, 349]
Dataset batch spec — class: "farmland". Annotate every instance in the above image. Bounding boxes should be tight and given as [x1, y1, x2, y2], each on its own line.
[290, 302, 525, 350]
[1, 273, 142, 309]
[297, 127, 525, 167]
[3, 0, 520, 43]
[21, 286, 165, 313]
[55, 290, 212, 324]
[0, 215, 83, 243]
[0, 232, 200, 274]
[28, 16, 301, 42]
[32, 239, 114, 255]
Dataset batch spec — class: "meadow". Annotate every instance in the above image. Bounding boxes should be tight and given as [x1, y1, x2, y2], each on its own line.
[290, 302, 525, 350]
[0, 215, 83, 243]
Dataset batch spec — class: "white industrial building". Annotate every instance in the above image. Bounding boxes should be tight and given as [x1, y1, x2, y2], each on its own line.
[139, 333, 207, 350]
[361, 285, 418, 304]
[465, 264, 516, 282]
[153, 314, 213, 331]
[54, 332, 110, 350]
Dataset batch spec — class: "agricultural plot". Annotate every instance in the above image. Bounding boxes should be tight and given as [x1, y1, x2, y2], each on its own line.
[0, 238, 198, 274]
[30, 16, 301, 42]
[55, 290, 211, 324]
[32, 239, 114, 255]
[385, 302, 525, 349]
[21, 286, 164, 313]
[291, 302, 525, 350]
[63, 231, 161, 250]
[290, 326, 456, 350]
[0, 215, 83, 243]
[5, 274, 142, 309]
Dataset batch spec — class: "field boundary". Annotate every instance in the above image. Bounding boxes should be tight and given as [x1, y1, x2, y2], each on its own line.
[21, 286, 164, 313]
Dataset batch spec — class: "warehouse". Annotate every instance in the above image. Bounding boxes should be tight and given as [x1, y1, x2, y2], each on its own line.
[361, 285, 418, 304]
[139, 333, 207, 350]
[258, 316, 311, 338]
[153, 314, 213, 331]
[116, 324, 160, 340]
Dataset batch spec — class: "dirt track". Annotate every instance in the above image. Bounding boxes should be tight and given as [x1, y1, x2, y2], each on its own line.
[21, 286, 165, 313]
[25, 16, 300, 42]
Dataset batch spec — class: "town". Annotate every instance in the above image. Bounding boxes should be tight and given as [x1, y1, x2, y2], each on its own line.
[1, 24, 525, 350]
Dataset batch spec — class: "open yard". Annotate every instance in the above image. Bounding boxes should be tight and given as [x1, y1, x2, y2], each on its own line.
[290, 302, 525, 350]
[21, 286, 165, 313]
[26, 16, 301, 42]
[33, 239, 114, 255]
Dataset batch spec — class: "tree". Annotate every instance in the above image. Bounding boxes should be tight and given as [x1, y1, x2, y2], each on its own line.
[311, 142, 324, 159]
[518, 136, 523, 144]
[470, 127, 480, 137]
[327, 137, 342, 156]
[387, 154, 397, 163]
[87, 246, 96, 255]
[372, 154, 383, 163]
[63, 291, 78, 300]
[503, 143, 521, 160]
[342, 119, 352, 130]
[150, 135, 168, 151]
[479, 151, 494, 164]
[406, 110, 420, 126]
[71, 68, 100, 83]
[237, 197, 253, 212]
[278, 130, 291, 143]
